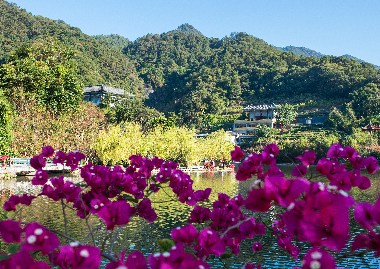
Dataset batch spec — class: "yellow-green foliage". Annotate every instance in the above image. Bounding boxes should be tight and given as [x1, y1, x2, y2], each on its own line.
[92, 122, 143, 166]
[93, 123, 234, 166]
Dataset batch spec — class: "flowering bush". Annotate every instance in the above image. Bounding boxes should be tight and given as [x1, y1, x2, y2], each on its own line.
[0, 155, 9, 167]
[0, 143, 379, 268]
[203, 162, 215, 170]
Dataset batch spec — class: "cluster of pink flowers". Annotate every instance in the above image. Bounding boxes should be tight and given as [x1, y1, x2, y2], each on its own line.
[203, 162, 215, 170]
[0, 143, 379, 268]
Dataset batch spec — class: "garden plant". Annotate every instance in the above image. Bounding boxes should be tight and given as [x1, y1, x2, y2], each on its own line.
[0, 143, 380, 268]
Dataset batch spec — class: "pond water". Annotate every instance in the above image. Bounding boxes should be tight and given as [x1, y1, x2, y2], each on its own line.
[1, 167, 380, 268]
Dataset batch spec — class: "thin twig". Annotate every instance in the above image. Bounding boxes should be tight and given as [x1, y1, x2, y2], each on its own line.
[60, 199, 69, 243]
[80, 193, 96, 246]
[109, 225, 124, 255]
[81, 222, 104, 244]
[221, 218, 252, 238]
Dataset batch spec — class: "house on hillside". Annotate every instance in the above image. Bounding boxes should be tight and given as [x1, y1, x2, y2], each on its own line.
[83, 85, 134, 106]
[233, 104, 276, 144]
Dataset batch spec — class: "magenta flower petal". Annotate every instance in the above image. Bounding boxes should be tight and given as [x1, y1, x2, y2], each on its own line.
[245, 188, 272, 213]
[32, 169, 49, 185]
[0, 220, 23, 243]
[171, 224, 198, 246]
[231, 146, 244, 162]
[98, 200, 136, 230]
[302, 247, 336, 269]
[41, 146, 55, 158]
[30, 155, 46, 170]
[327, 143, 344, 160]
[23, 222, 60, 255]
[264, 143, 279, 157]
[291, 164, 307, 177]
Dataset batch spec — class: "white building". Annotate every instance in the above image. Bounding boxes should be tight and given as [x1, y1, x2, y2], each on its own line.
[233, 104, 276, 143]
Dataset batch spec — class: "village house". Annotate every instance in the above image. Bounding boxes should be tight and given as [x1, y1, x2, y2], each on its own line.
[83, 85, 134, 106]
[233, 104, 276, 144]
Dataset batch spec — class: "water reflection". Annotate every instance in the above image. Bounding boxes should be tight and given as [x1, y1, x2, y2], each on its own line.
[1, 168, 379, 268]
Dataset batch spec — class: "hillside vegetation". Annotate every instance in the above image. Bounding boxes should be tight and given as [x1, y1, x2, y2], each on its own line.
[0, 0, 143, 94]
[0, 1, 380, 132]
[123, 31, 380, 127]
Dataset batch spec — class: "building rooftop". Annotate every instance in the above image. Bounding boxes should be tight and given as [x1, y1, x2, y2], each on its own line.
[83, 85, 134, 97]
[242, 104, 276, 111]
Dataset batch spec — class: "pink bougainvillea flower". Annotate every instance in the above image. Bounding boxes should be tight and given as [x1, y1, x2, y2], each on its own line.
[236, 163, 252, 181]
[327, 143, 344, 160]
[19, 193, 36, 206]
[352, 233, 380, 257]
[299, 247, 336, 269]
[231, 146, 244, 162]
[240, 217, 266, 239]
[30, 155, 46, 170]
[229, 194, 245, 208]
[3, 194, 21, 211]
[152, 156, 165, 169]
[266, 177, 310, 208]
[137, 199, 157, 223]
[296, 150, 316, 166]
[354, 202, 380, 230]
[0, 220, 23, 243]
[245, 187, 272, 213]
[194, 188, 211, 202]
[188, 206, 211, 224]
[366, 156, 380, 174]
[291, 164, 307, 177]
[23, 222, 60, 255]
[106, 250, 148, 269]
[54, 245, 101, 269]
[53, 150, 67, 165]
[40, 146, 55, 158]
[32, 168, 49, 185]
[261, 151, 276, 166]
[129, 154, 143, 167]
[171, 224, 198, 246]
[66, 151, 86, 170]
[197, 228, 225, 257]
[316, 158, 333, 175]
[98, 200, 136, 230]
[6, 249, 50, 269]
[264, 143, 279, 157]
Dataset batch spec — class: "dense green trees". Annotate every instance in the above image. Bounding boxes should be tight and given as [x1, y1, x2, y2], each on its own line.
[123, 31, 380, 128]
[99, 93, 164, 131]
[0, 38, 83, 111]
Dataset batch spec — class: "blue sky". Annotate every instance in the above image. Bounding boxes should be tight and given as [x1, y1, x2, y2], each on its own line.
[13, 0, 380, 66]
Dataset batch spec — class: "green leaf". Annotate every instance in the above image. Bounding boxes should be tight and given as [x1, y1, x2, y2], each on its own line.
[122, 194, 138, 203]
[0, 255, 9, 261]
[75, 183, 87, 187]
[8, 244, 20, 254]
[220, 253, 231, 259]
[157, 239, 175, 252]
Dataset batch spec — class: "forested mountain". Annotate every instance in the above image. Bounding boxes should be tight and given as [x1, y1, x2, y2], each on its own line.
[0, 0, 143, 94]
[1, 0, 380, 129]
[277, 46, 380, 70]
[124, 31, 380, 126]
[342, 54, 380, 70]
[276, 46, 324, 58]
[169, 23, 203, 36]
[92, 34, 132, 51]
